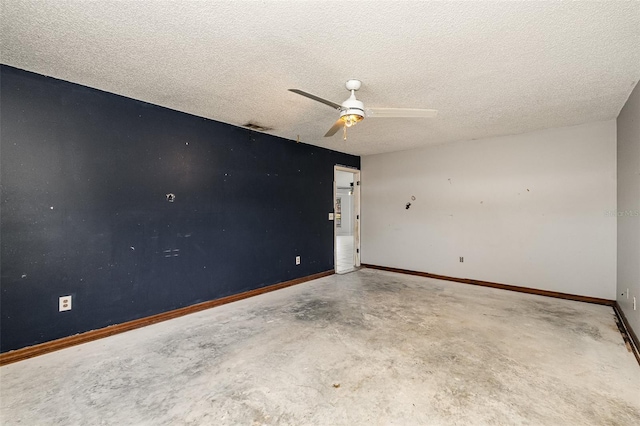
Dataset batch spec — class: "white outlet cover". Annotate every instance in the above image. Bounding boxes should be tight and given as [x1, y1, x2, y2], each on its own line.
[59, 295, 72, 312]
[296, 256, 301, 265]
[328, 213, 334, 220]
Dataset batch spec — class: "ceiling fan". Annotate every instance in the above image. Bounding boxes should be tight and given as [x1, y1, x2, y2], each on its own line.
[289, 79, 437, 140]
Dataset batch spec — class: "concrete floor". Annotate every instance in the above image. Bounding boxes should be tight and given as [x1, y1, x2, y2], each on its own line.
[1, 269, 639, 425]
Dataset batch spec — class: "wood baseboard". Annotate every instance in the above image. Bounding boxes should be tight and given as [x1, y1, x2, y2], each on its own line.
[361, 264, 615, 306]
[0, 270, 334, 366]
[614, 302, 640, 365]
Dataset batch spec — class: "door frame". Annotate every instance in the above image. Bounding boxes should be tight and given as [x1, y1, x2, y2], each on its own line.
[334, 165, 361, 273]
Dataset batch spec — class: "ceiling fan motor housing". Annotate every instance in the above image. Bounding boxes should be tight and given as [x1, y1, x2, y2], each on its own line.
[340, 96, 365, 120]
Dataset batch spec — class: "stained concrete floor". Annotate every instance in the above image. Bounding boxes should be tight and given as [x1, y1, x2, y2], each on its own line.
[1, 269, 639, 425]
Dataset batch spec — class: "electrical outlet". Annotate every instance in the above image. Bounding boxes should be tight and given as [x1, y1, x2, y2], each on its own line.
[329, 213, 334, 220]
[296, 256, 301, 265]
[634, 297, 636, 311]
[459, 257, 464, 263]
[59, 295, 72, 312]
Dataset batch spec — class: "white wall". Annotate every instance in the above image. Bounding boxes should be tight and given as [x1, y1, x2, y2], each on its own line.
[617, 82, 640, 334]
[335, 170, 355, 236]
[336, 188, 353, 236]
[362, 120, 617, 300]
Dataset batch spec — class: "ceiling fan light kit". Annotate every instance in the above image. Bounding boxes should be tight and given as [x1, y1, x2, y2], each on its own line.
[289, 79, 437, 141]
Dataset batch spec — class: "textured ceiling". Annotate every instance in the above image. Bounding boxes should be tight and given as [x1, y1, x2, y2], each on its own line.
[2, 1, 639, 156]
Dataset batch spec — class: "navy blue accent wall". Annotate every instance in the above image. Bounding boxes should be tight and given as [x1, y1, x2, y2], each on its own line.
[0, 65, 359, 353]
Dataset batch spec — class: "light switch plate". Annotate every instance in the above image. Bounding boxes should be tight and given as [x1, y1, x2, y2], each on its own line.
[329, 213, 334, 220]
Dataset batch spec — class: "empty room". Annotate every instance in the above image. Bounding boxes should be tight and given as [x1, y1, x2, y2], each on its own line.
[1, 1, 639, 425]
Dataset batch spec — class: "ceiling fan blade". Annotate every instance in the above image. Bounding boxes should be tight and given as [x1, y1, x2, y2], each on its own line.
[289, 89, 342, 110]
[366, 108, 438, 118]
[324, 119, 343, 137]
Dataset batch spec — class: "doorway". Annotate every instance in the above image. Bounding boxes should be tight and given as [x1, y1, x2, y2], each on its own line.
[334, 166, 360, 274]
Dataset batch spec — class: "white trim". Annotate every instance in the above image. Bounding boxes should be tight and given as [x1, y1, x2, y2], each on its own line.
[334, 165, 361, 273]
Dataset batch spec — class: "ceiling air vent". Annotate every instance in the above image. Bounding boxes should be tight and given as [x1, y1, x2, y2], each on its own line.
[243, 122, 273, 132]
